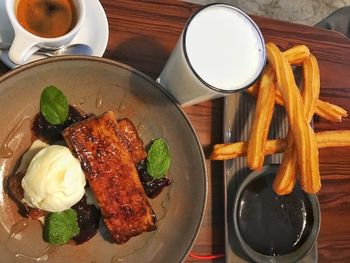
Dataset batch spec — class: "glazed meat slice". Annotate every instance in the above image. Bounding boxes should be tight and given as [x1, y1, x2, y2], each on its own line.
[117, 118, 147, 164]
[63, 111, 156, 244]
[5, 170, 46, 219]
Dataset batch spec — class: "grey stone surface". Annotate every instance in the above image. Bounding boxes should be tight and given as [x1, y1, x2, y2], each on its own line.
[185, 0, 350, 25]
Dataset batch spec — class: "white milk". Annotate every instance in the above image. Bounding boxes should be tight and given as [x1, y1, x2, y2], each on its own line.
[185, 5, 264, 91]
[157, 4, 265, 106]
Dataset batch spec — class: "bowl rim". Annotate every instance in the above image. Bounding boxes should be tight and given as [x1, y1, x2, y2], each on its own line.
[233, 164, 321, 262]
[0, 55, 208, 262]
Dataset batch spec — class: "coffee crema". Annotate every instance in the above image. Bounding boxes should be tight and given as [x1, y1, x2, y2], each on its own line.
[16, 0, 77, 38]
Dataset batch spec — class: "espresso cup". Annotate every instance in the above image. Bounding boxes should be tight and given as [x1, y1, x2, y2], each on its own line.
[157, 4, 266, 107]
[6, 0, 85, 65]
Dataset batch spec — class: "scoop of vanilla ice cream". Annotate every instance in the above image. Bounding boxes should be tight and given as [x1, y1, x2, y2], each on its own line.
[22, 145, 86, 212]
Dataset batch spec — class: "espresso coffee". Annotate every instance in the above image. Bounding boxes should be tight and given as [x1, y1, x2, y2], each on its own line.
[16, 0, 77, 38]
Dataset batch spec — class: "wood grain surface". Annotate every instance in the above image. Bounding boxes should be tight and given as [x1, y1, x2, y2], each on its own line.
[1, 1, 350, 262]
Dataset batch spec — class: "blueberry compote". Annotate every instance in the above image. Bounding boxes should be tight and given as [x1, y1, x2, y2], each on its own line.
[32, 106, 87, 144]
[136, 160, 170, 198]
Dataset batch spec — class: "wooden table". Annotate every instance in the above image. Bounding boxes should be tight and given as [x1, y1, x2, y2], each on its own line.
[1, 1, 350, 262]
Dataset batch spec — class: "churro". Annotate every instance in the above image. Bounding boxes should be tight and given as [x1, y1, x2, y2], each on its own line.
[211, 130, 350, 160]
[266, 43, 320, 193]
[316, 100, 348, 122]
[246, 82, 347, 122]
[245, 45, 309, 99]
[211, 139, 284, 160]
[273, 54, 320, 195]
[283, 45, 310, 64]
[245, 44, 347, 122]
[247, 66, 276, 170]
[245, 45, 308, 173]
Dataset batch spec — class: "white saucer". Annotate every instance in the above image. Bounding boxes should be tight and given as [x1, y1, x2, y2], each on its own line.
[0, 0, 109, 69]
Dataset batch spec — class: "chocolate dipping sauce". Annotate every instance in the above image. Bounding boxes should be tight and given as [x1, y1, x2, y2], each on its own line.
[237, 173, 314, 256]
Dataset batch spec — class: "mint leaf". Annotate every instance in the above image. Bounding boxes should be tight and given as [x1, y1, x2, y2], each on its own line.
[146, 138, 171, 179]
[44, 209, 80, 245]
[40, 86, 68, 125]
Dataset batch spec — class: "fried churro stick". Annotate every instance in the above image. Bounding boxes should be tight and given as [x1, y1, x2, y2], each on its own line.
[266, 43, 320, 193]
[283, 45, 310, 64]
[211, 130, 350, 160]
[316, 100, 348, 122]
[273, 54, 320, 195]
[211, 139, 284, 160]
[245, 45, 309, 170]
[245, 44, 347, 123]
[246, 86, 347, 122]
[245, 45, 310, 99]
[316, 130, 350, 147]
[247, 66, 276, 170]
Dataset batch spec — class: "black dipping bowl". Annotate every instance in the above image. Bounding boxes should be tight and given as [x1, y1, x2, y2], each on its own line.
[233, 165, 320, 262]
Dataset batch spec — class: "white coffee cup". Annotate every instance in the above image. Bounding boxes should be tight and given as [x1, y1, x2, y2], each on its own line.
[6, 0, 85, 65]
[158, 4, 266, 107]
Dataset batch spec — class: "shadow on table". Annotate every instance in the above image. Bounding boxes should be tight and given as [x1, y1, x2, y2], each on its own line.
[208, 98, 226, 256]
[104, 36, 169, 79]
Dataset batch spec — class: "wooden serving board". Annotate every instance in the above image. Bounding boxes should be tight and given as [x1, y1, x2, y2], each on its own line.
[1, 1, 350, 262]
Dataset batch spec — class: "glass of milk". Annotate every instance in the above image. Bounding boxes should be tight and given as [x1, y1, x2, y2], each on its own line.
[157, 4, 266, 107]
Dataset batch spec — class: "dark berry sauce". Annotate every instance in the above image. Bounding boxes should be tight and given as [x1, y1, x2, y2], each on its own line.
[136, 160, 170, 198]
[72, 195, 101, 244]
[32, 106, 87, 144]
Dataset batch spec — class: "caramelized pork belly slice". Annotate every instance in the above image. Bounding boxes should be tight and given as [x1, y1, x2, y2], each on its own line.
[117, 118, 147, 164]
[63, 111, 156, 244]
